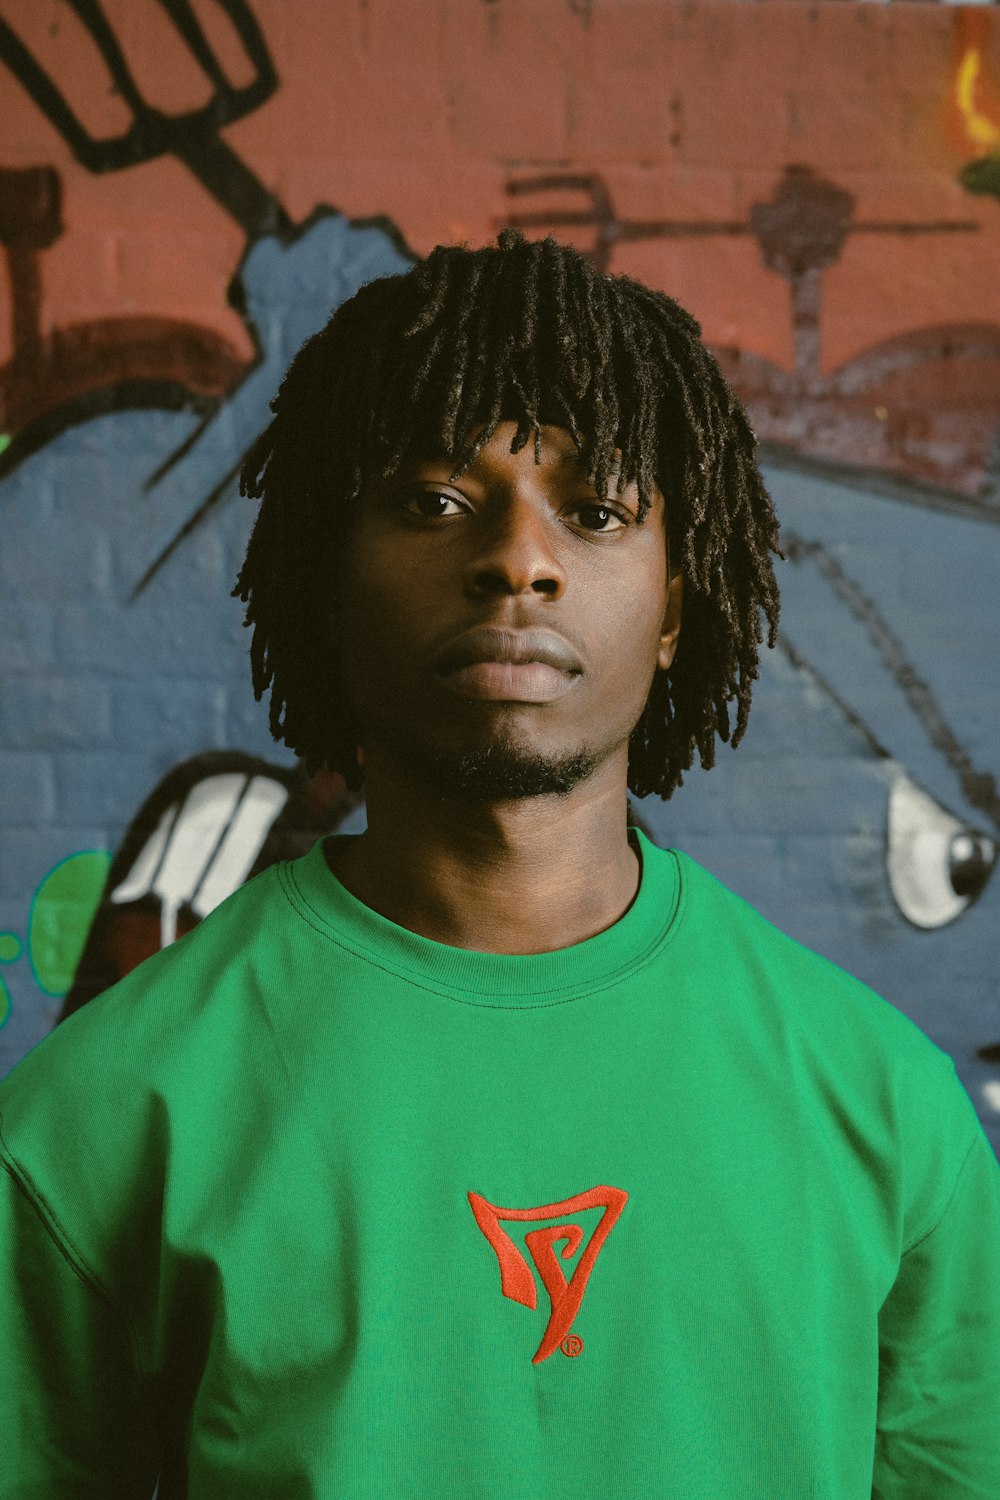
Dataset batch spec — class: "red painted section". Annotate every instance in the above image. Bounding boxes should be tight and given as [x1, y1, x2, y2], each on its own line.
[0, 0, 997, 488]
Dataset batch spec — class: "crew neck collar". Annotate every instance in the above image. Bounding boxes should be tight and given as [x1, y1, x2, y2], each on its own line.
[281, 826, 683, 1007]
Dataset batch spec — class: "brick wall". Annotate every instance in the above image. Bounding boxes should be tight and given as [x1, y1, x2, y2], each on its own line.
[1, 0, 998, 1142]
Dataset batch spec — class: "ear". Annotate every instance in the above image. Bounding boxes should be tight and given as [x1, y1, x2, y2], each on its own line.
[657, 570, 684, 671]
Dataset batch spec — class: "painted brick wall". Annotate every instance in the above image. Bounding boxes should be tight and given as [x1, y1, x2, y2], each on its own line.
[1, 0, 998, 1143]
[4, 3, 999, 375]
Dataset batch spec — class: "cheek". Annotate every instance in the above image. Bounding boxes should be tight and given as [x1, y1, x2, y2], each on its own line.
[332, 572, 412, 708]
[339, 526, 416, 617]
[330, 545, 389, 651]
[589, 600, 668, 706]
[601, 553, 668, 653]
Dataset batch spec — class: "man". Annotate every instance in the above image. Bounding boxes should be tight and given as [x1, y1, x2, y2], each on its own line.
[2, 230, 998, 1498]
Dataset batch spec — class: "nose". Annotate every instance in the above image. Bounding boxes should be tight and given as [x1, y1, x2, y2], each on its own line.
[462, 491, 569, 600]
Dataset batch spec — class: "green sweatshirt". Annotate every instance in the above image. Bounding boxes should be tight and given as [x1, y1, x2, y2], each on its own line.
[2, 828, 999, 1499]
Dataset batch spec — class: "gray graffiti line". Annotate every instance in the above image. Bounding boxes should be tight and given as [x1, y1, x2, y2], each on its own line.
[783, 531, 1000, 833]
[772, 629, 890, 763]
[130, 454, 245, 600]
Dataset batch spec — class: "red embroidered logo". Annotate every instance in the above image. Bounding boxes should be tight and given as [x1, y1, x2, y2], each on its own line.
[468, 1185, 628, 1364]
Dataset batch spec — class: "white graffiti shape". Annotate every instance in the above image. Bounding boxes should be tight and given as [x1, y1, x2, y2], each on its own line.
[887, 768, 997, 930]
[110, 773, 289, 947]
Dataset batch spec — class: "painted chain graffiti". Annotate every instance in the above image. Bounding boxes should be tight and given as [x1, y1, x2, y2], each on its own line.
[505, 165, 999, 497]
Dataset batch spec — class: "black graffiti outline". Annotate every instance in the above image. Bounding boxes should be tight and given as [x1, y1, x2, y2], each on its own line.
[781, 528, 1000, 836]
[0, 0, 291, 241]
[505, 167, 980, 387]
[0, 1, 417, 571]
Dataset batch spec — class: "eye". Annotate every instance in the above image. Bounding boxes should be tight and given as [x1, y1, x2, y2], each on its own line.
[398, 489, 629, 532]
[569, 504, 626, 534]
[886, 768, 996, 929]
[395, 492, 467, 522]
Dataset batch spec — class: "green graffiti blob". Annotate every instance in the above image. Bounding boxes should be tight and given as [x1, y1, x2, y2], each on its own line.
[28, 851, 112, 998]
[959, 152, 1000, 198]
[0, 933, 18, 1029]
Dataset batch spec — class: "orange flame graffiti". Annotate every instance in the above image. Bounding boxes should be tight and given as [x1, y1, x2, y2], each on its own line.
[956, 46, 1000, 152]
[947, 9, 1000, 199]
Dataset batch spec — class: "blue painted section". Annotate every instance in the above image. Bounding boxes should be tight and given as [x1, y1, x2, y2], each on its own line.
[0, 213, 410, 1070]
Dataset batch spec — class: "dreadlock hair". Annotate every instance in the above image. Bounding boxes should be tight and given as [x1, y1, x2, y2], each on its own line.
[233, 228, 782, 801]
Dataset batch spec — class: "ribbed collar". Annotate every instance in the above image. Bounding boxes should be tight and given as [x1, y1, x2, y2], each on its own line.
[281, 827, 683, 1007]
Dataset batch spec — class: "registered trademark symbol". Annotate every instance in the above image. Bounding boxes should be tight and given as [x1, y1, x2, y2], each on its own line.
[561, 1334, 584, 1358]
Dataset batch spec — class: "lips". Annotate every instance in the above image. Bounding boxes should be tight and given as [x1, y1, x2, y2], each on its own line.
[440, 660, 579, 703]
[435, 626, 583, 676]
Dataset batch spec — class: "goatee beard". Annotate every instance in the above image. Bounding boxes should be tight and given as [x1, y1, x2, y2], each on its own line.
[377, 733, 606, 803]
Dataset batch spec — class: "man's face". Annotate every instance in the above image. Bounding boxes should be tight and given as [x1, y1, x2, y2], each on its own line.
[331, 421, 683, 804]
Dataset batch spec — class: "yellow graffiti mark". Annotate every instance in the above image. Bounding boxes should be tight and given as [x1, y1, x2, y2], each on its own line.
[957, 48, 1000, 152]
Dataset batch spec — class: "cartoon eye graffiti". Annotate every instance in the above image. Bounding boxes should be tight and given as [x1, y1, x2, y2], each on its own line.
[772, 508, 999, 937]
[886, 768, 996, 931]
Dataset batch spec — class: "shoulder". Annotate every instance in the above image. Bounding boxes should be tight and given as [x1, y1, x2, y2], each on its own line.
[0, 854, 305, 1288]
[5, 858, 287, 1088]
[670, 848, 982, 1238]
[0, 855, 296, 1178]
[672, 848, 944, 1054]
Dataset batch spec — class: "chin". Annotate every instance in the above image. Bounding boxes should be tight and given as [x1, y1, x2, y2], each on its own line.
[383, 729, 605, 804]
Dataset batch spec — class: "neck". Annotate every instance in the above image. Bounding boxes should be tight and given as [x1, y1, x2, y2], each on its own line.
[325, 756, 642, 955]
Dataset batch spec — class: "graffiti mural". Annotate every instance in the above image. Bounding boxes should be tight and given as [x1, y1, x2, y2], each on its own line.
[0, 0, 411, 1071]
[0, 0, 269, 442]
[0, 157, 246, 444]
[506, 164, 1000, 497]
[1, 2, 999, 1150]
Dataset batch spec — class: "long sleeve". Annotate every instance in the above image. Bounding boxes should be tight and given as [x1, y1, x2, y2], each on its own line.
[873, 1125, 1000, 1498]
[0, 1157, 161, 1500]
